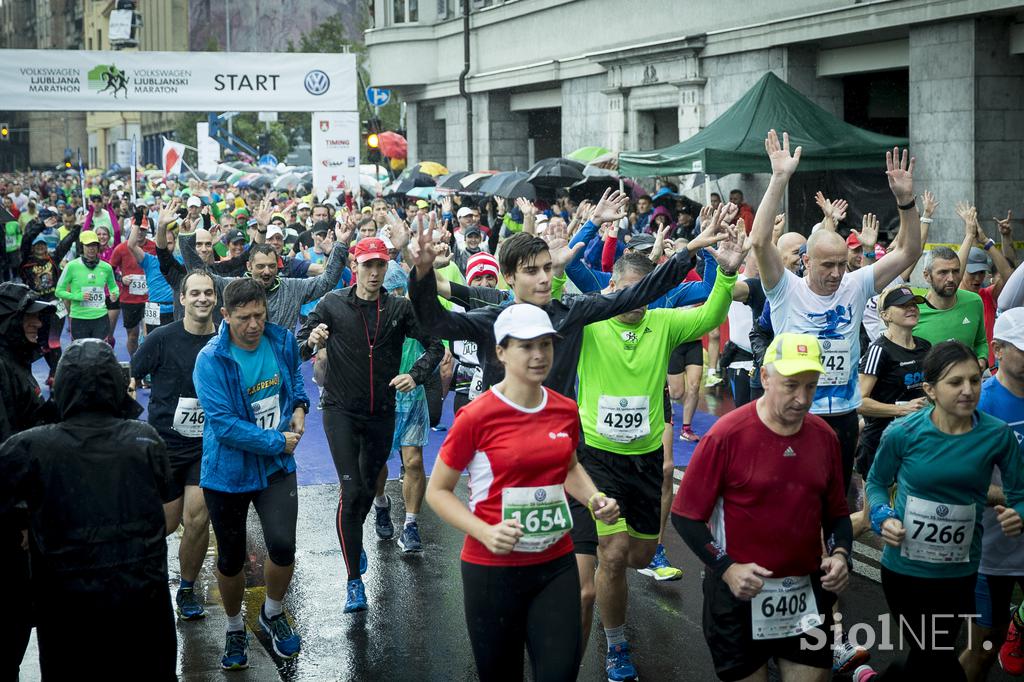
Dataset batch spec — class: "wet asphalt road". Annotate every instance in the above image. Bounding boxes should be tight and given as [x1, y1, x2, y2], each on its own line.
[19, 476, 1023, 681]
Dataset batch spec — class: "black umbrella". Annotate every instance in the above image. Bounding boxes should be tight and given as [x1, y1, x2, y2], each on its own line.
[384, 171, 436, 196]
[477, 171, 536, 200]
[436, 171, 472, 190]
[525, 157, 585, 189]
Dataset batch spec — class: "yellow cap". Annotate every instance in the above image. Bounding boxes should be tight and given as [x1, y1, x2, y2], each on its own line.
[79, 230, 99, 245]
[361, 206, 372, 214]
[415, 199, 429, 209]
[764, 333, 824, 376]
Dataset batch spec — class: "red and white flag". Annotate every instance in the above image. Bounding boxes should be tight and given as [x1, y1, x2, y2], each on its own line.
[162, 137, 186, 177]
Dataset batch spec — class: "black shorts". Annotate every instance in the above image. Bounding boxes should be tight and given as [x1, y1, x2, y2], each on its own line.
[70, 316, 110, 340]
[668, 340, 703, 375]
[570, 498, 598, 556]
[702, 571, 836, 681]
[121, 302, 145, 330]
[166, 443, 202, 501]
[577, 442, 663, 539]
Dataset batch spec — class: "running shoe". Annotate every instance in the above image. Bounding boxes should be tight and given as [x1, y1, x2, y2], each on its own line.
[833, 637, 870, 673]
[360, 548, 368, 575]
[259, 604, 301, 658]
[679, 428, 700, 443]
[638, 544, 682, 581]
[344, 578, 368, 613]
[852, 664, 877, 681]
[175, 586, 206, 620]
[374, 495, 395, 540]
[221, 630, 249, 670]
[704, 372, 723, 388]
[605, 642, 638, 682]
[1000, 618, 1024, 674]
[398, 522, 423, 553]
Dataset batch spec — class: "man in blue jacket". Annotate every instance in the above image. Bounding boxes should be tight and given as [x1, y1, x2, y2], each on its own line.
[193, 278, 309, 670]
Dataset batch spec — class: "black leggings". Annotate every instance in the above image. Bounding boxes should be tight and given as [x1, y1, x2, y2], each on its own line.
[820, 410, 859, 495]
[203, 471, 298, 577]
[461, 553, 582, 682]
[875, 566, 974, 681]
[323, 408, 395, 580]
[70, 315, 110, 340]
[726, 367, 752, 407]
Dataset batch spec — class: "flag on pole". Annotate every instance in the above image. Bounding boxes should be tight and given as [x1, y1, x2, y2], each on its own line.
[162, 137, 186, 178]
[130, 136, 138, 204]
[77, 149, 86, 201]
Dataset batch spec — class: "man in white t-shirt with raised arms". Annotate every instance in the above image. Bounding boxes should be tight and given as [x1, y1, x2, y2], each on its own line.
[752, 131, 922, 494]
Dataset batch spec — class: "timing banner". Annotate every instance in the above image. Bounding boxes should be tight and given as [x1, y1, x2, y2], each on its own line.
[0, 50, 357, 112]
[311, 111, 360, 200]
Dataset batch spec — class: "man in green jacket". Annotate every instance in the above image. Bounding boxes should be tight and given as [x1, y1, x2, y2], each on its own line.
[55, 230, 118, 339]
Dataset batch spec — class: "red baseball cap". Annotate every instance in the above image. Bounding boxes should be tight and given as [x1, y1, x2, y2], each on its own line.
[354, 237, 390, 263]
[846, 232, 861, 249]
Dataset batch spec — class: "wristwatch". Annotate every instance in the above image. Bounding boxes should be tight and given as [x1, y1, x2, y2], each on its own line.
[830, 549, 853, 573]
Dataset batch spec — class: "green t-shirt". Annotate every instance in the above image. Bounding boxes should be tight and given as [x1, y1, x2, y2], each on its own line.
[54, 258, 119, 320]
[576, 269, 736, 455]
[913, 289, 988, 360]
[4, 220, 20, 253]
[866, 406, 1024, 578]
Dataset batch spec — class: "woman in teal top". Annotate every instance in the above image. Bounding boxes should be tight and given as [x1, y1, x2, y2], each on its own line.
[862, 340, 1024, 681]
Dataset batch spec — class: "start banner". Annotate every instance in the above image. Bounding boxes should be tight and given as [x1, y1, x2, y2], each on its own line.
[0, 50, 357, 112]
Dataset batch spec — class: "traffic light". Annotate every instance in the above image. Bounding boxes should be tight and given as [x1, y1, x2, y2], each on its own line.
[364, 118, 382, 163]
[63, 153, 72, 169]
[0, 123, 9, 142]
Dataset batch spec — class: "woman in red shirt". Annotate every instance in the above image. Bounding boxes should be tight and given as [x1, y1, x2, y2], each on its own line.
[427, 303, 619, 682]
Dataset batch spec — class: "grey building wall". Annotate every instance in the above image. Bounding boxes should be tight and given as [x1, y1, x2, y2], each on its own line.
[562, 74, 607, 155]
[487, 92, 529, 171]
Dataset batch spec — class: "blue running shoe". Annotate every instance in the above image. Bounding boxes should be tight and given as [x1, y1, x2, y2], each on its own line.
[176, 586, 206, 620]
[259, 605, 301, 659]
[637, 543, 682, 581]
[344, 578, 368, 613]
[360, 548, 368, 575]
[398, 522, 423, 553]
[606, 642, 638, 682]
[374, 495, 395, 539]
[221, 630, 249, 670]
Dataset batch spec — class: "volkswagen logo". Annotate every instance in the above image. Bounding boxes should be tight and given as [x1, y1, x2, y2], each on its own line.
[304, 70, 330, 95]
[822, 340, 832, 350]
[534, 489, 547, 502]
[618, 399, 628, 408]
[936, 505, 949, 517]
[782, 577, 794, 588]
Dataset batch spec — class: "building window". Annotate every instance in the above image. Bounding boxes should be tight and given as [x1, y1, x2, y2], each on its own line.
[393, 0, 418, 23]
[437, 0, 453, 20]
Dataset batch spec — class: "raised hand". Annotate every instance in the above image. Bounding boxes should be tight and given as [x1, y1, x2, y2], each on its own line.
[922, 190, 938, 219]
[831, 199, 848, 223]
[853, 213, 879, 252]
[515, 197, 536, 217]
[334, 219, 353, 247]
[253, 196, 274, 227]
[772, 213, 786, 239]
[885, 147, 916, 205]
[764, 129, 802, 179]
[590, 189, 629, 224]
[547, 237, 584, 272]
[413, 212, 438, 276]
[433, 241, 452, 268]
[494, 196, 506, 215]
[440, 195, 453, 215]
[157, 198, 180, 228]
[995, 210, 1013, 237]
[687, 205, 730, 253]
[706, 219, 752, 273]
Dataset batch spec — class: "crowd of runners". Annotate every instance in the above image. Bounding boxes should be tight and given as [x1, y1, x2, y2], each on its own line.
[2, 129, 1024, 682]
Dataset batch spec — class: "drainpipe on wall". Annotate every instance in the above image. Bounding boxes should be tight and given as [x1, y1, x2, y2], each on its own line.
[459, 0, 473, 171]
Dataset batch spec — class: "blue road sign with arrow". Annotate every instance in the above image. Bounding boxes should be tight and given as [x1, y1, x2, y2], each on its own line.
[365, 87, 391, 107]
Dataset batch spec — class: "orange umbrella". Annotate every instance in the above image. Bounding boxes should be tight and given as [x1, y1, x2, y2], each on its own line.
[379, 131, 407, 159]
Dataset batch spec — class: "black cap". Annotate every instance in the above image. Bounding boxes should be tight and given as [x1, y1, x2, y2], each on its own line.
[880, 285, 926, 310]
[311, 220, 331, 236]
[37, 208, 56, 221]
[627, 234, 657, 251]
[225, 229, 246, 243]
[464, 225, 482, 237]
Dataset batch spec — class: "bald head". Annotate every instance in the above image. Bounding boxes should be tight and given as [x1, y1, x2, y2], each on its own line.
[195, 228, 215, 264]
[776, 232, 807, 274]
[805, 230, 848, 295]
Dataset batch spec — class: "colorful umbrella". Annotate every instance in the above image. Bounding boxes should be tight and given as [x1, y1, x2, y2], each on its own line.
[413, 161, 449, 177]
[566, 146, 611, 164]
[379, 131, 408, 160]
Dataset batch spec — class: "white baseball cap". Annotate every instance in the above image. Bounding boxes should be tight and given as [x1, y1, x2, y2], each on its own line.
[297, 202, 311, 211]
[266, 225, 285, 240]
[186, 195, 202, 208]
[457, 206, 476, 219]
[494, 303, 559, 345]
[994, 308, 1024, 352]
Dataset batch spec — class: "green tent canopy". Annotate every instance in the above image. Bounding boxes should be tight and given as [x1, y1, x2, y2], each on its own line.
[618, 72, 908, 177]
